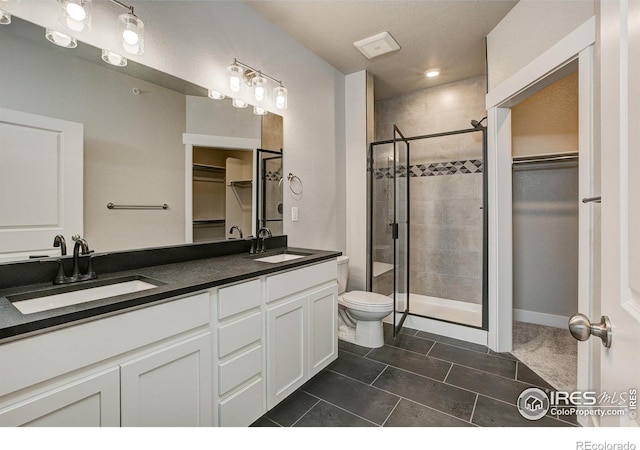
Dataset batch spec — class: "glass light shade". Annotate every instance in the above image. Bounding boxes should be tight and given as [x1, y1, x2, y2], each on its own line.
[227, 64, 243, 93]
[208, 89, 225, 100]
[231, 98, 248, 109]
[118, 13, 144, 55]
[252, 75, 266, 102]
[0, 10, 10, 25]
[253, 106, 268, 116]
[101, 49, 127, 67]
[45, 29, 77, 48]
[58, 0, 91, 32]
[274, 85, 287, 110]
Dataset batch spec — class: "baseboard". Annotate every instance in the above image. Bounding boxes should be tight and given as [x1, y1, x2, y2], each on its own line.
[513, 309, 569, 329]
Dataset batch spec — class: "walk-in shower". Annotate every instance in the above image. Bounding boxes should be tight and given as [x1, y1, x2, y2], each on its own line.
[368, 122, 488, 335]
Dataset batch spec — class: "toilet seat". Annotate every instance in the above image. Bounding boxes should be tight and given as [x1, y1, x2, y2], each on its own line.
[340, 291, 393, 313]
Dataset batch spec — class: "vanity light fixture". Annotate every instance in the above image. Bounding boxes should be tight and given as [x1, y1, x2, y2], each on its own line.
[58, 0, 92, 32]
[101, 49, 127, 67]
[0, 10, 11, 25]
[110, 0, 144, 55]
[228, 59, 288, 111]
[208, 89, 225, 100]
[45, 28, 78, 48]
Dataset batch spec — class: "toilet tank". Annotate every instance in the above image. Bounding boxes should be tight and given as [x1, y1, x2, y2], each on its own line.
[337, 256, 349, 294]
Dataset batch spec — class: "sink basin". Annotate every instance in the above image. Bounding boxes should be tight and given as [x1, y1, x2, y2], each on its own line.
[9, 276, 161, 315]
[251, 251, 312, 264]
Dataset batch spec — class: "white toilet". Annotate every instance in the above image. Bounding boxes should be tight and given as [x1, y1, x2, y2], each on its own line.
[337, 256, 393, 348]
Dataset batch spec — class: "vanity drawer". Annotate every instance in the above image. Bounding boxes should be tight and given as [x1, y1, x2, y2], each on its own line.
[266, 260, 337, 303]
[218, 378, 264, 427]
[217, 279, 261, 320]
[217, 312, 262, 358]
[218, 345, 262, 396]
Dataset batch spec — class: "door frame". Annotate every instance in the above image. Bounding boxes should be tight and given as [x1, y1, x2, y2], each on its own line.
[486, 16, 596, 400]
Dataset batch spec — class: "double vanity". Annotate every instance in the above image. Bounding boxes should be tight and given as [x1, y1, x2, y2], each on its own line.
[0, 238, 341, 426]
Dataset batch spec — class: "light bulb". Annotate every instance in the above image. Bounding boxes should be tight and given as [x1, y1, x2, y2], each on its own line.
[119, 13, 144, 55]
[252, 75, 266, 102]
[227, 64, 243, 93]
[66, 2, 86, 21]
[425, 69, 440, 78]
[274, 85, 287, 110]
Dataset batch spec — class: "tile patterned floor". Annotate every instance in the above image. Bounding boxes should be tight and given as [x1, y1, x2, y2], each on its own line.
[252, 324, 579, 427]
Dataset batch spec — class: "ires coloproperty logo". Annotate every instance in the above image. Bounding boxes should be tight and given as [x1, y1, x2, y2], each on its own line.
[517, 387, 638, 420]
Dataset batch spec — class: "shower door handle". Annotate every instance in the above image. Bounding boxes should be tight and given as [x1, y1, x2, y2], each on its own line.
[568, 313, 612, 348]
[389, 223, 399, 240]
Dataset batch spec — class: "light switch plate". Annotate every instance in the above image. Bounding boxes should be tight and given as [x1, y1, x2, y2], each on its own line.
[291, 207, 299, 222]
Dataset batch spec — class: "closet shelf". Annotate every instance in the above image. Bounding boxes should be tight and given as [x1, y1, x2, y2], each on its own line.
[193, 163, 225, 173]
[228, 179, 252, 188]
[193, 219, 225, 225]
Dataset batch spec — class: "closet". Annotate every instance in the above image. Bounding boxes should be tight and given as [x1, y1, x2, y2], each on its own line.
[192, 147, 252, 242]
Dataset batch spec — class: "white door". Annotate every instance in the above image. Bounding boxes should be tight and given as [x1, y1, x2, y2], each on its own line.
[595, 0, 640, 427]
[0, 107, 83, 261]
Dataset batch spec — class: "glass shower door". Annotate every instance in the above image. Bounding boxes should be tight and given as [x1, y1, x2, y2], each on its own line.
[255, 148, 283, 236]
[392, 125, 410, 336]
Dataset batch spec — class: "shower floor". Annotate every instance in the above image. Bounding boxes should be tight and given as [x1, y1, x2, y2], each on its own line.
[395, 293, 482, 327]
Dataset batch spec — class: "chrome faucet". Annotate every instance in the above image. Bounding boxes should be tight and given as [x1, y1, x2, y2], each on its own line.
[229, 225, 243, 239]
[54, 237, 97, 285]
[53, 235, 67, 256]
[257, 227, 272, 253]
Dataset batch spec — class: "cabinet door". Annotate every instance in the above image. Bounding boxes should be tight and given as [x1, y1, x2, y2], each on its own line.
[266, 296, 308, 409]
[120, 333, 212, 427]
[308, 285, 339, 377]
[0, 368, 119, 427]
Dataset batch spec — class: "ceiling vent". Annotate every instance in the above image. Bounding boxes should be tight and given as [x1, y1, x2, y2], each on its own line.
[353, 31, 400, 59]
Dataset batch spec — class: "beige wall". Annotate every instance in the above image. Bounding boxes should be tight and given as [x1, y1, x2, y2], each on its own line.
[511, 71, 579, 156]
[487, 0, 595, 91]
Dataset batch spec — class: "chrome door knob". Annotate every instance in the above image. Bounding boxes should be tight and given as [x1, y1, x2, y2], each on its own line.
[568, 313, 612, 348]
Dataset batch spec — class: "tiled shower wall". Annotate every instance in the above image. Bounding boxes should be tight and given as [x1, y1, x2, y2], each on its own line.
[373, 76, 486, 305]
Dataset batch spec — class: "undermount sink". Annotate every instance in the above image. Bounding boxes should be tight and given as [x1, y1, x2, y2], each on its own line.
[9, 276, 162, 315]
[252, 251, 312, 264]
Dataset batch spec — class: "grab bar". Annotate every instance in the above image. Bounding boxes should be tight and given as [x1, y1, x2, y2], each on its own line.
[107, 203, 169, 210]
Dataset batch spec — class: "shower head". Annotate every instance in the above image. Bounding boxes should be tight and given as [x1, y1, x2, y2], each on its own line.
[471, 117, 487, 129]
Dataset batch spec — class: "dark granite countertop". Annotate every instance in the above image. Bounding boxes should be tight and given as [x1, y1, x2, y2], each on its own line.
[0, 246, 341, 343]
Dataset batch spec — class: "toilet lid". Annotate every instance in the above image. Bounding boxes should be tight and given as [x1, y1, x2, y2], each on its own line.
[341, 291, 393, 310]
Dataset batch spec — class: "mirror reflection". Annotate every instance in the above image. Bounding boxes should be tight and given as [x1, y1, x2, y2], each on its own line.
[0, 16, 283, 263]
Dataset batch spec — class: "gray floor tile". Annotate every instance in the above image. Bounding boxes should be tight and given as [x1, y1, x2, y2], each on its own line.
[429, 342, 517, 378]
[383, 322, 419, 337]
[384, 332, 435, 354]
[367, 345, 451, 381]
[265, 391, 320, 426]
[415, 330, 489, 353]
[250, 416, 280, 427]
[384, 398, 474, 427]
[489, 349, 518, 361]
[303, 370, 400, 425]
[472, 395, 572, 427]
[446, 364, 533, 405]
[328, 349, 387, 384]
[338, 339, 371, 356]
[373, 366, 476, 421]
[293, 400, 376, 427]
[517, 362, 557, 390]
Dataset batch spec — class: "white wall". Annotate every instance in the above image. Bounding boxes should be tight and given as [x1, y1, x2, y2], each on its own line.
[487, 0, 595, 91]
[4, 1, 347, 252]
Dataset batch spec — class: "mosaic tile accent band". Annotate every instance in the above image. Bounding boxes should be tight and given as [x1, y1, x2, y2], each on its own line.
[373, 159, 483, 179]
[265, 169, 283, 182]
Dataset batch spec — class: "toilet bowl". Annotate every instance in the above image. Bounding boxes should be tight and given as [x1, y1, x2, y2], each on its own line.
[337, 256, 393, 348]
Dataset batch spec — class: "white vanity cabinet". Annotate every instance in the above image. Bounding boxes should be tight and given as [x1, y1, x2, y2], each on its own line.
[0, 292, 212, 427]
[265, 261, 338, 409]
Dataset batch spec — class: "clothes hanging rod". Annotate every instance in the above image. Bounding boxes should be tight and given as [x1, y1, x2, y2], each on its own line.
[512, 152, 578, 165]
[107, 203, 168, 210]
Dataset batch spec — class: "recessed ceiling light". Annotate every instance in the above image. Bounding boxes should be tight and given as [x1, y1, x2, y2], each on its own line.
[353, 31, 400, 60]
[425, 69, 440, 78]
